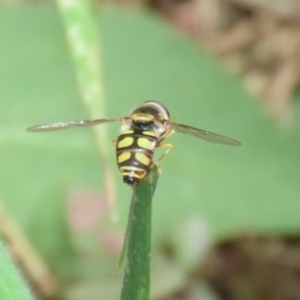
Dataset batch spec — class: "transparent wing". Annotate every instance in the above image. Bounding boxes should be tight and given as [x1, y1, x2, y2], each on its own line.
[171, 122, 241, 146]
[26, 118, 120, 132]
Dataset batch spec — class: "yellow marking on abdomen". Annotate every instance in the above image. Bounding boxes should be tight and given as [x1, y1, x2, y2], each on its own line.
[120, 166, 146, 172]
[122, 130, 134, 135]
[143, 131, 156, 137]
[120, 167, 147, 179]
[118, 137, 134, 148]
[117, 152, 131, 164]
[137, 137, 154, 150]
[135, 153, 151, 166]
[120, 167, 147, 177]
[121, 172, 144, 179]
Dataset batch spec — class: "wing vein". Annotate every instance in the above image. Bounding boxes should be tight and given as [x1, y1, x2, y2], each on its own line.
[171, 122, 241, 146]
[26, 118, 120, 132]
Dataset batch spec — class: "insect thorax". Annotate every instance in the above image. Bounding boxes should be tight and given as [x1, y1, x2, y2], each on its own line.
[126, 100, 171, 138]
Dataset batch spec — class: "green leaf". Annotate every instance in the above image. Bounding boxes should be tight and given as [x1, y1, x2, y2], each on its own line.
[27, 187, 75, 278]
[0, 239, 34, 300]
[120, 166, 159, 300]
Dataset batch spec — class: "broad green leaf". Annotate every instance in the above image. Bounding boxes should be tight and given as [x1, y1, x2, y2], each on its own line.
[27, 187, 75, 278]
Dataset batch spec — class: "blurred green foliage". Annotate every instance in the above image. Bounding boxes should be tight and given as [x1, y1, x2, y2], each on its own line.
[0, 240, 34, 300]
[0, 3, 300, 299]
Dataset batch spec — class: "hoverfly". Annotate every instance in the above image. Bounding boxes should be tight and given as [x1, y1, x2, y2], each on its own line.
[27, 100, 241, 186]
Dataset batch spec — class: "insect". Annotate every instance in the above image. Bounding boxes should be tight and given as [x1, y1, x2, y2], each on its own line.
[27, 100, 241, 186]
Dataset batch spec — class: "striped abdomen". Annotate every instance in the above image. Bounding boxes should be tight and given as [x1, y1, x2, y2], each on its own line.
[116, 130, 157, 186]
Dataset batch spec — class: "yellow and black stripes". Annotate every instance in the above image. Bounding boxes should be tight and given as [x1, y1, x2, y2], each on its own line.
[116, 129, 158, 185]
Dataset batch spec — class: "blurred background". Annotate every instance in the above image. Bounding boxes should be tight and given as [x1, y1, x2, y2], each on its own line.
[1, 0, 300, 299]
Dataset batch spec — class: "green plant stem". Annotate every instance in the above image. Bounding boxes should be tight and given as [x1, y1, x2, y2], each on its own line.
[120, 166, 160, 300]
[56, 0, 117, 219]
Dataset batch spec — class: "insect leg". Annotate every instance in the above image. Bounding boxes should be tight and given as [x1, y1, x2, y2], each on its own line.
[155, 128, 175, 162]
[156, 143, 174, 162]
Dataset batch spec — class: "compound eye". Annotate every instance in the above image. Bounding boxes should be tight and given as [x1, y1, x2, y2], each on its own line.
[123, 176, 140, 186]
